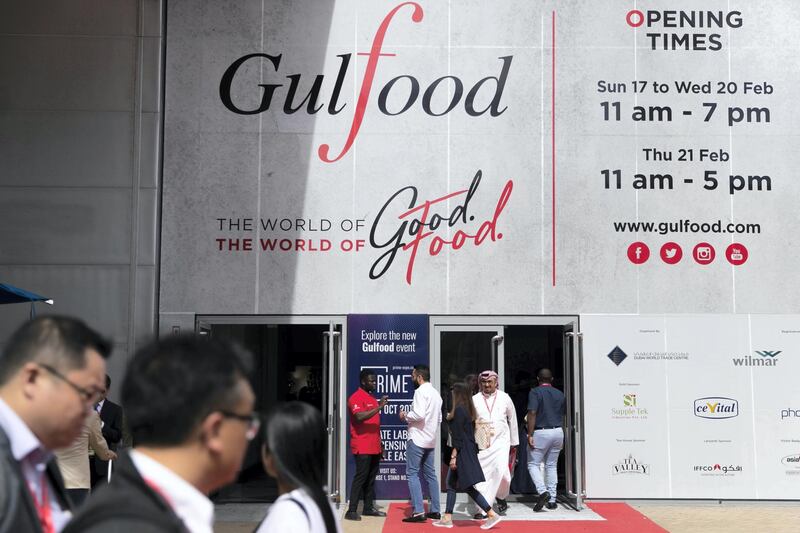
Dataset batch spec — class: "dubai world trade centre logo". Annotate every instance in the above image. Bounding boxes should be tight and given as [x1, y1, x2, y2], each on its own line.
[607, 346, 628, 366]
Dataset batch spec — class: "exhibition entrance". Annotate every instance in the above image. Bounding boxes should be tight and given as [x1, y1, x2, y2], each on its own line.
[430, 316, 585, 511]
[196, 316, 346, 504]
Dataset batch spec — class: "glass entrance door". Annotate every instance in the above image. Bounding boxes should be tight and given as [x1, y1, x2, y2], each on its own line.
[197, 316, 346, 504]
[430, 317, 583, 511]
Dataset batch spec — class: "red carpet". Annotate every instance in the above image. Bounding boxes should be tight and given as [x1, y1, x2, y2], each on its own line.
[381, 502, 668, 532]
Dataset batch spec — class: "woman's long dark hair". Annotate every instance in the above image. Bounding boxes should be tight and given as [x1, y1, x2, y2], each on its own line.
[262, 402, 337, 533]
[449, 381, 477, 421]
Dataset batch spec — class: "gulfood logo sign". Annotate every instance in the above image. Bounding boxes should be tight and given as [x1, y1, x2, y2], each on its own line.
[693, 463, 743, 476]
[607, 346, 628, 366]
[732, 350, 781, 367]
[694, 397, 739, 419]
[612, 394, 649, 420]
[219, 2, 513, 164]
[612, 454, 650, 475]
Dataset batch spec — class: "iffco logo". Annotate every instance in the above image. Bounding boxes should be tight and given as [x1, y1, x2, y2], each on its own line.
[694, 397, 739, 419]
[732, 350, 781, 367]
[607, 346, 628, 366]
[612, 454, 650, 475]
[693, 464, 743, 475]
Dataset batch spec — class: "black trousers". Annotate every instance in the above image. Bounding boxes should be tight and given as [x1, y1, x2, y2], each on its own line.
[348, 453, 381, 512]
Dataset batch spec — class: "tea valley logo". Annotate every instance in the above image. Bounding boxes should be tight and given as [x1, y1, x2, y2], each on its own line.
[612, 394, 649, 419]
[732, 350, 781, 367]
[782, 454, 800, 476]
[693, 463, 743, 476]
[694, 397, 739, 419]
[607, 346, 628, 366]
[612, 454, 650, 475]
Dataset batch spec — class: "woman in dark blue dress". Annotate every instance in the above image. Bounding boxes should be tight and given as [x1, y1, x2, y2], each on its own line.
[433, 383, 502, 529]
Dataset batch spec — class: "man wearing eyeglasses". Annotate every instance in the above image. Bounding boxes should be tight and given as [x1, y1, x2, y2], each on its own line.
[64, 334, 256, 533]
[0, 315, 112, 533]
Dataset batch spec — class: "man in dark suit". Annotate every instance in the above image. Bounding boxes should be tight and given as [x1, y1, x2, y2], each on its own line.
[65, 334, 257, 533]
[0, 316, 111, 533]
[90, 375, 123, 487]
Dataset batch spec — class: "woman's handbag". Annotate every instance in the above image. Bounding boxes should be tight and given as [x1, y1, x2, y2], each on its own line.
[474, 420, 494, 450]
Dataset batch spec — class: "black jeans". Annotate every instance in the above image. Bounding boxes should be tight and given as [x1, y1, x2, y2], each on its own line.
[348, 453, 381, 512]
[444, 469, 491, 514]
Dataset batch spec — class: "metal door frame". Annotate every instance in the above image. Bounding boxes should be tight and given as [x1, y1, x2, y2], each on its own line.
[196, 315, 348, 504]
[429, 316, 583, 509]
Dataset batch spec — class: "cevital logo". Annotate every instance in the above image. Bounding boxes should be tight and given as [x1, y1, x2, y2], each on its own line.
[694, 397, 739, 419]
[607, 346, 628, 366]
[612, 454, 650, 475]
[732, 350, 781, 367]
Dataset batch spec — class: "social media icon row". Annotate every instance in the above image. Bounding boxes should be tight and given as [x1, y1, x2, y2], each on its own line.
[627, 242, 748, 266]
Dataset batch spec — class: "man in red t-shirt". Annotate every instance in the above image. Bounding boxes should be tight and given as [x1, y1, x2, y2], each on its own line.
[344, 369, 388, 521]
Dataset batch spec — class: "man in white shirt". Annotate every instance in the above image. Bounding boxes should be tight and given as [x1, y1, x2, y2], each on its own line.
[64, 335, 257, 533]
[399, 364, 442, 523]
[0, 315, 112, 533]
[472, 370, 518, 518]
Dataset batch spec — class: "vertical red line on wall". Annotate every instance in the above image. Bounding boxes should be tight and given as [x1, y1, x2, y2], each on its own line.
[551, 11, 557, 286]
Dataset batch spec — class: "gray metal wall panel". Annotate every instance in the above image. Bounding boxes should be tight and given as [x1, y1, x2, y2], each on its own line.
[0, 188, 132, 264]
[0, 36, 136, 111]
[0, 111, 134, 187]
[0, 0, 138, 36]
[0, 265, 130, 343]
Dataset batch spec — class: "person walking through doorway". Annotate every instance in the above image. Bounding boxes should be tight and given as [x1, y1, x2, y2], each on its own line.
[432, 382, 502, 530]
[526, 368, 566, 512]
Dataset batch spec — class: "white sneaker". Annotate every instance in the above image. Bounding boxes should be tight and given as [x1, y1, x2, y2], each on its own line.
[432, 519, 454, 528]
[480, 515, 502, 530]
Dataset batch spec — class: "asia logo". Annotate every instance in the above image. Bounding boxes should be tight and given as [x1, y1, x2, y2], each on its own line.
[612, 454, 650, 475]
[694, 397, 739, 419]
[607, 346, 628, 366]
[782, 454, 800, 476]
[693, 463, 743, 476]
[612, 394, 649, 420]
[732, 350, 781, 367]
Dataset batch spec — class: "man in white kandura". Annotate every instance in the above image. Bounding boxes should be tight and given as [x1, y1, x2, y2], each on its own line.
[471, 370, 518, 518]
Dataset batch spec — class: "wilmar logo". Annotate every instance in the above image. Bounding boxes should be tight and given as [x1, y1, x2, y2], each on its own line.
[694, 397, 739, 419]
[369, 170, 512, 284]
[732, 350, 781, 367]
[219, 2, 513, 163]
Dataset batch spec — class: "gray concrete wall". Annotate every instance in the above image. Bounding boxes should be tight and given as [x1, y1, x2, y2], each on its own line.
[0, 0, 163, 401]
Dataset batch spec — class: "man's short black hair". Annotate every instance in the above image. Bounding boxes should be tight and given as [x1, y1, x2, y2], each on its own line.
[413, 364, 430, 382]
[123, 334, 253, 446]
[0, 316, 112, 386]
[359, 368, 376, 382]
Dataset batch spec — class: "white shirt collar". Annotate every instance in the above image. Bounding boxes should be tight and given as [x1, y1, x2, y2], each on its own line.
[129, 449, 214, 533]
[0, 396, 48, 462]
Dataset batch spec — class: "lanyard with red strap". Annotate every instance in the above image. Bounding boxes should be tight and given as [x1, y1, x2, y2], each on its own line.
[27, 472, 54, 533]
[483, 392, 497, 416]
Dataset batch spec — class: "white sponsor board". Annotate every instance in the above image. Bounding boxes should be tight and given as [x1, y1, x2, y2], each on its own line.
[583, 314, 800, 499]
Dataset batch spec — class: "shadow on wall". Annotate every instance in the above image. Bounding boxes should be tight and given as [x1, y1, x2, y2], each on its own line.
[159, 0, 338, 326]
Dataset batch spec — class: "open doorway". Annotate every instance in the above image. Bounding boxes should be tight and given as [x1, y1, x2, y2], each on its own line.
[196, 317, 345, 504]
[431, 316, 584, 511]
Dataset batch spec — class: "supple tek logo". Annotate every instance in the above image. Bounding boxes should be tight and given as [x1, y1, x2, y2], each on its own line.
[694, 397, 739, 419]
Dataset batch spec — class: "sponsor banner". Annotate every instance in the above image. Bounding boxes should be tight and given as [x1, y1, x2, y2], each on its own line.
[345, 314, 428, 499]
[582, 314, 800, 498]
